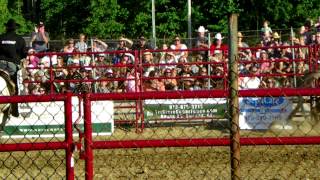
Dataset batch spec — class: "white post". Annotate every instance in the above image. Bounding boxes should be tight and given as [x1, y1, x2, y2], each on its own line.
[291, 27, 297, 87]
[152, 0, 156, 48]
[187, 0, 192, 48]
[90, 38, 97, 92]
[208, 32, 211, 89]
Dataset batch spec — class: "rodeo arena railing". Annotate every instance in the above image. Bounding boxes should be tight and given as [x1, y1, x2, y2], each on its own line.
[0, 38, 320, 178]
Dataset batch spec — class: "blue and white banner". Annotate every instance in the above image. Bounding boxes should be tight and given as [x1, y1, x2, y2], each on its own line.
[239, 97, 292, 129]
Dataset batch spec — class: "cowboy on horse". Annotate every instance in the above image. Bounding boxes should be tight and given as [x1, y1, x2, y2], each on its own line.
[0, 19, 27, 117]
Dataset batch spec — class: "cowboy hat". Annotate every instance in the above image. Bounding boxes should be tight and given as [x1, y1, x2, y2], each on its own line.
[196, 26, 208, 33]
[238, 32, 244, 38]
[5, 19, 19, 30]
[214, 33, 224, 40]
[165, 52, 176, 58]
[119, 37, 133, 46]
[143, 51, 152, 56]
[272, 32, 281, 39]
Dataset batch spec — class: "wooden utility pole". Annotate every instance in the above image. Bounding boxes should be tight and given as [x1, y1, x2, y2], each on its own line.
[228, 13, 240, 180]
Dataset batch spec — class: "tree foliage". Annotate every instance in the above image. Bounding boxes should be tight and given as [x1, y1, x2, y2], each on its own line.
[0, 0, 33, 34]
[1, 0, 319, 40]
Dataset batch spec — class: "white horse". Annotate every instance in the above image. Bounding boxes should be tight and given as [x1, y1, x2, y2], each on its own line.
[0, 69, 15, 134]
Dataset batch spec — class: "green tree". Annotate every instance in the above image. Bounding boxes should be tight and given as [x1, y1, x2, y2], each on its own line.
[40, 0, 91, 38]
[85, 0, 127, 39]
[0, 0, 32, 35]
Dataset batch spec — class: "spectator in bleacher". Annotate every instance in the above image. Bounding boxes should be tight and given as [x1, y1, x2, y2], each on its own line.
[132, 35, 153, 50]
[91, 38, 108, 52]
[193, 79, 202, 90]
[124, 68, 140, 92]
[63, 39, 76, 62]
[302, 20, 313, 45]
[259, 50, 273, 74]
[30, 21, 50, 53]
[142, 51, 155, 77]
[194, 26, 209, 48]
[281, 42, 293, 59]
[239, 66, 261, 89]
[269, 32, 282, 59]
[210, 33, 227, 57]
[191, 54, 204, 75]
[65, 63, 82, 92]
[79, 68, 91, 92]
[26, 48, 40, 67]
[159, 52, 177, 72]
[178, 65, 194, 90]
[315, 32, 320, 45]
[53, 56, 68, 93]
[118, 36, 133, 51]
[297, 36, 309, 60]
[159, 43, 169, 63]
[93, 53, 109, 79]
[163, 68, 178, 90]
[97, 78, 112, 93]
[297, 60, 309, 74]
[261, 77, 278, 88]
[64, 38, 76, 53]
[179, 73, 194, 91]
[38, 86, 47, 95]
[67, 49, 80, 65]
[143, 70, 165, 92]
[75, 33, 88, 53]
[238, 32, 249, 48]
[315, 17, 320, 33]
[261, 20, 272, 43]
[170, 36, 188, 62]
[194, 26, 209, 58]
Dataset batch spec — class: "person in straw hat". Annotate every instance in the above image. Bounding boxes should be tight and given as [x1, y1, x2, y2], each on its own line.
[0, 19, 27, 117]
[118, 36, 133, 51]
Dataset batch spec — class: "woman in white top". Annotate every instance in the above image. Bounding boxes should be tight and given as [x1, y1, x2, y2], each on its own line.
[170, 36, 188, 62]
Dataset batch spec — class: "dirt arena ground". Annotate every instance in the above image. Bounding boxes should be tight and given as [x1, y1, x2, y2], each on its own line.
[1, 122, 320, 179]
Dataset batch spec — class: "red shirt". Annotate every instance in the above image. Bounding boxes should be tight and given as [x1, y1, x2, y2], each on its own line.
[210, 44, 228, 56]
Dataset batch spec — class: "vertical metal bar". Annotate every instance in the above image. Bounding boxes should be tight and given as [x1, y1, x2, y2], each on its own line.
[84, 93, 93, 180]
[49, 55, 54, 94]
[228, 14, 241, 180]
[152, 0, 156, 48]
[135, 50, 139, 133]
[187, 0, 192, 49]
[139, 98, 144, 132]
[90, 38, 97, 92]
[208, 32, 211, 90]
[316, 45, 319, 72]
[65, 92, 74, 180]
[291, 27, 297, 87]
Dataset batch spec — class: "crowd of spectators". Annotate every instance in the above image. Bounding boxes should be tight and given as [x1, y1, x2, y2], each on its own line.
[19, 20, 320, 95]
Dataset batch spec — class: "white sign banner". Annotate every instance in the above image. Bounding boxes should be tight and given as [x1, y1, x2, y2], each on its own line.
[239, 97, 292, 129]
[3, 97, 114, 138]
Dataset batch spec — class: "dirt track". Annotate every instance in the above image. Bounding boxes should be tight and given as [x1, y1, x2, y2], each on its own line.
[1, 123, 320, 179]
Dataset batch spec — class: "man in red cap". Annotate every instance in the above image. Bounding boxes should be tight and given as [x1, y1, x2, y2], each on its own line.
[0, 18, 27, 117]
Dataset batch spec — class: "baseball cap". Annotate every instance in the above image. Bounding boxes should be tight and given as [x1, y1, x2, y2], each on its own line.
[38, 21, 44, 27]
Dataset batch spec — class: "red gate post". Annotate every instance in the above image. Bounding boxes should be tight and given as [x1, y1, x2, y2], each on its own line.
[84, 93, 93, 180]
[65, 92, 74, 180]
